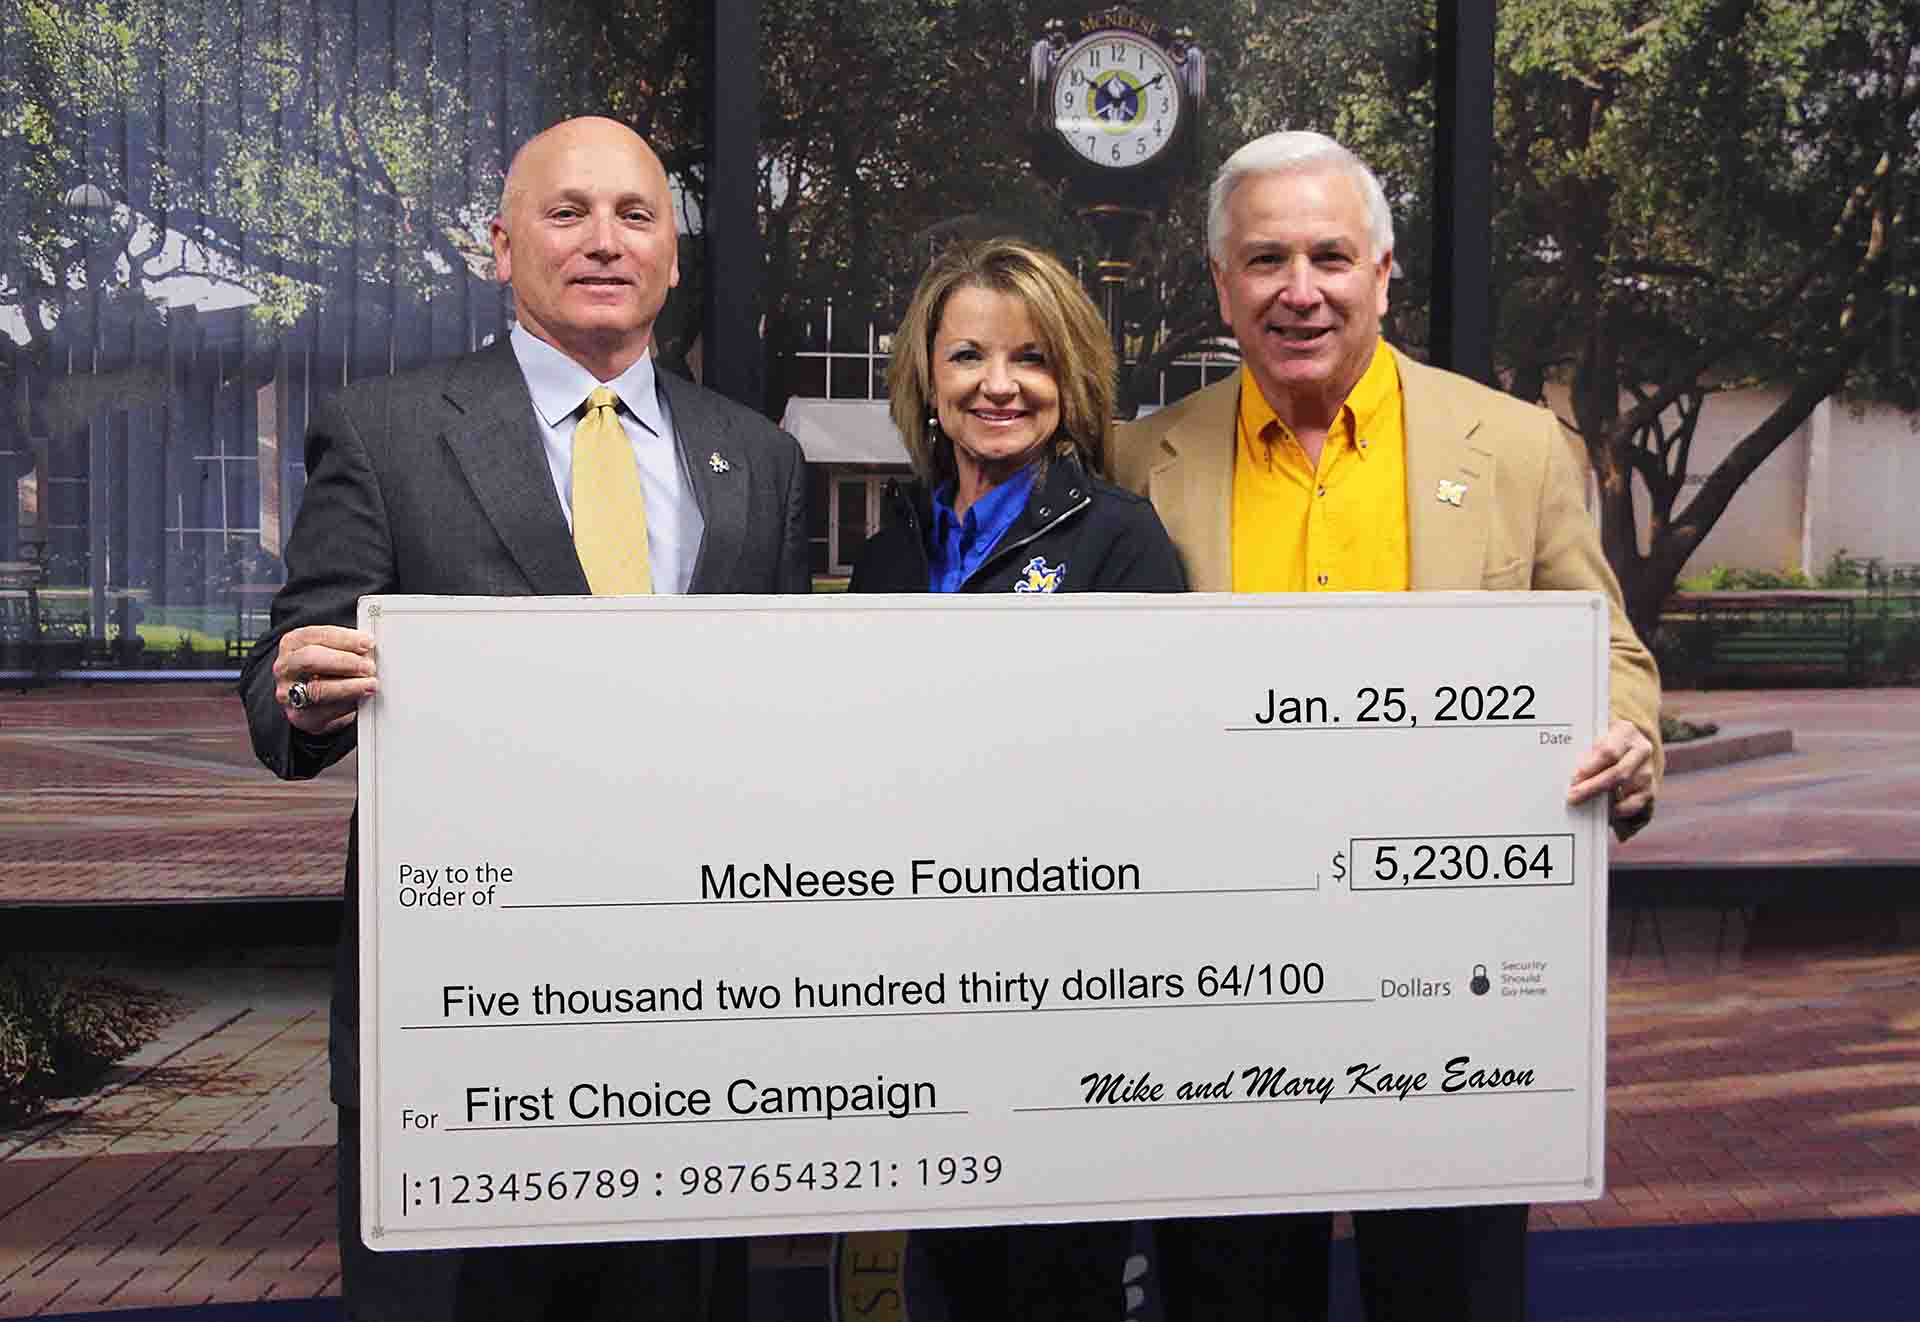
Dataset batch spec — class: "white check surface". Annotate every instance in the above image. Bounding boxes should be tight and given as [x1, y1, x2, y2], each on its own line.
[357, 592, 1610, 1250]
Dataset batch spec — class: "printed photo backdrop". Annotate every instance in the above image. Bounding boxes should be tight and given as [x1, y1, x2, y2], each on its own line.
[1, 0, 1915, 1316]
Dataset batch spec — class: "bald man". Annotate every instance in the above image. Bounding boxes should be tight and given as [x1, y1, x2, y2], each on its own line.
[240, 117, 808, 1321]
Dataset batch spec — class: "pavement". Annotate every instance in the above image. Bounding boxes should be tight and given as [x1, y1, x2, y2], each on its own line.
[0, 687, 348, 903]
[1615, 688, 1920, 865]
[2, 683, 1917, 1315]
[0, 961, 338, 1316]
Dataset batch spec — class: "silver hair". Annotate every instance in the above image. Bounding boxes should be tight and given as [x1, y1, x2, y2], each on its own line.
[1206, 130, 1395, 264]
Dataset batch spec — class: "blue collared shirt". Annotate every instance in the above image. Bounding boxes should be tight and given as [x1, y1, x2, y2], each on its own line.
[509, 325, 705, 594]
[925, 465, 1037, 593]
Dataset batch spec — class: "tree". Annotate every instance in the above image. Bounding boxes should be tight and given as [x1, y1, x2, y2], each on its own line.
[750, 0, 1045, 414]
[728, 0, 1440, 420]
[0, 0, 527, 359]
[524, 0, 706, 362]
[1492, 0, 1919, 638]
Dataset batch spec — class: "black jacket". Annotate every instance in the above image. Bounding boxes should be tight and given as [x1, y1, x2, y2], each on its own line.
[850, 456, 1186, 594]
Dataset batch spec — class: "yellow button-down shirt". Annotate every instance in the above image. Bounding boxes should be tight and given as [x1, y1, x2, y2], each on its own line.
[1231, 341, 1410, 593]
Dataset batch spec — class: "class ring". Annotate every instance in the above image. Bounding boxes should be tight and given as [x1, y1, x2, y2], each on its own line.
[287, 680, 312, 711]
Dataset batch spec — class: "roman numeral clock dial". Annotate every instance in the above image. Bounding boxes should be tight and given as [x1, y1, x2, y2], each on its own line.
[1053, 31, 1184, 170]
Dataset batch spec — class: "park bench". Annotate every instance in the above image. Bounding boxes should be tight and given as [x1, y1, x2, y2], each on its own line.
[0, 584, 35, 681]
[0, 561, 79, 687]
[1661, 591, 1868, 687]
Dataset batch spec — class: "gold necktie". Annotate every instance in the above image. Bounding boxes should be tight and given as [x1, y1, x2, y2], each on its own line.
[571, 386, 654, 594]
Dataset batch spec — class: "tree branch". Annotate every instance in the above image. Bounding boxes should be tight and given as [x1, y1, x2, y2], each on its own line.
[1611, 136, 1910, 444]
[1669, 329, 1877, 554]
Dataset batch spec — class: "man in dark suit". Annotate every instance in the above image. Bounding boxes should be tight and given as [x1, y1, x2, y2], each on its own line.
[240, 116, 808, 1321]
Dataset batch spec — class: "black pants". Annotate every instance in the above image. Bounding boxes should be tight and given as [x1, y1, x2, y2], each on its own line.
[915, 1221, 1133, 1322]
[1153, 1206, 1529, 1322]
[1352, 1205, 1530, 1322]
[1154, 1212, 1333, 1322]
[336, 1109, 734, 1321]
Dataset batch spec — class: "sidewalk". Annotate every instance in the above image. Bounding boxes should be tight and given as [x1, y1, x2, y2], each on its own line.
[3, 685, 1917, 1315]
[0, 686, 349, 904]
[1617, 688, 1920, 864]
[0, 959, 338, 1316]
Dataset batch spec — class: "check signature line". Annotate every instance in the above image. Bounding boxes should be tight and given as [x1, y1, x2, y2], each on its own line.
[399, 999, 1374, 1031]
[1014, 1087, 1578, 1113]
[504, 887, 1317, 910]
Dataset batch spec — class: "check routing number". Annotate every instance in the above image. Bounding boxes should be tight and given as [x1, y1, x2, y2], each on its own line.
[356, 592, 1611, 1250]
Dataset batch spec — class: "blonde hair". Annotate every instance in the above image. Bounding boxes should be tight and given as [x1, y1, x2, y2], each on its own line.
[888, 238, 1116, 485]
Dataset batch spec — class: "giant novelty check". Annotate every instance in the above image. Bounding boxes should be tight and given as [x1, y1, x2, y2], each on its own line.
[357, 592, 1611, 1251]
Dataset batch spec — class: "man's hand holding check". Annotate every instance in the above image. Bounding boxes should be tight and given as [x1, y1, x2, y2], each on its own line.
[276, 625, 380, 736]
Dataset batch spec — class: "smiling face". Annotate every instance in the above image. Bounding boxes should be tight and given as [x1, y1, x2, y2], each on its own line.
[930, 284, 1062, 506]
[1210, 166, 1391, 428]
[491, 117, 680, 381]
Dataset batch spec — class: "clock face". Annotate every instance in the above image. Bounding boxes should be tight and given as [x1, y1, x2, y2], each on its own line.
[1052, 31, 1184, 170]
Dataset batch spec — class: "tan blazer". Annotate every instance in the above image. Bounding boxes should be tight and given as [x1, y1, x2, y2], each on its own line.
[1113, 346, 1663, 792]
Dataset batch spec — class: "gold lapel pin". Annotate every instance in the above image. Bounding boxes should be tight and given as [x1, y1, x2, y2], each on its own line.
[1436, 479, 1467, 507]
[709, 452, 731, 474]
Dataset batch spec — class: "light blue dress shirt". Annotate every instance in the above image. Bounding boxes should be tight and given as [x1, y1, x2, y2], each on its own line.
[509, 325, 705, 594]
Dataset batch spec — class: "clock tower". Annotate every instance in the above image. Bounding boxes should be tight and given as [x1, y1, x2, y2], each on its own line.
[1028, 9, 1207, 360]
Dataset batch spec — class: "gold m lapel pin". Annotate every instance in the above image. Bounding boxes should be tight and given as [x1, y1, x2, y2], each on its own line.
[1436, 479, 1467, 507]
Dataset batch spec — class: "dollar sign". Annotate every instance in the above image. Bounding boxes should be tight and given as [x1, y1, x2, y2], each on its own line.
[1332, 851, 1347, 882]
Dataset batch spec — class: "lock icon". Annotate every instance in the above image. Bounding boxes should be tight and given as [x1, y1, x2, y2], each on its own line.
[1470, 964, 1491, 996]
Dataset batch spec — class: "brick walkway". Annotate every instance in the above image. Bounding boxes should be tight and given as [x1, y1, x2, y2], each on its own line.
[0, 961, 339, 1316]
[0, 686, 348, 903]
[1575, 943, 1920, 1228]
[2, 684, 1916, 1314]
[1617, 688, 1920, 864]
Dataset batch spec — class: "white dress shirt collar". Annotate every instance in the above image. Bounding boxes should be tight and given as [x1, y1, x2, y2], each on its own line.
[510, 325, 669, 439]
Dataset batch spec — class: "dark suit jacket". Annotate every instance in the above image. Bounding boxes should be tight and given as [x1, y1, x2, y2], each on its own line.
[239, 339, 809, 1106]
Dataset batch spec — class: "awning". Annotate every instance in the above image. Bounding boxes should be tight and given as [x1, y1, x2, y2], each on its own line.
[778, 398, 910, 465]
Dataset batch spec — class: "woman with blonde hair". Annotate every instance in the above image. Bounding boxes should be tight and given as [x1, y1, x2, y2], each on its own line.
[851, 238, 1180, 1318]
[851, 238, 1183, 596]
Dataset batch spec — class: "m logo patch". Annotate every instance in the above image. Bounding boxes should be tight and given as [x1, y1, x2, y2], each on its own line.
[1013, 556, 1066, 593]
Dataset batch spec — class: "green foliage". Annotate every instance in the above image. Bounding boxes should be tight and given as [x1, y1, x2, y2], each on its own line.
[0, 956, 174, 1124]
[127, 626, 224, 658]
[0, 0, 509, 351]
[1821, 550, 1868, 589]
[1491, 0, 1917, 634]
[1674, 553, 1910, 592]
[1734, 567, 1814, 590]
[1659, 714, 1720, 744]
[1676, 563, 1815, 591]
